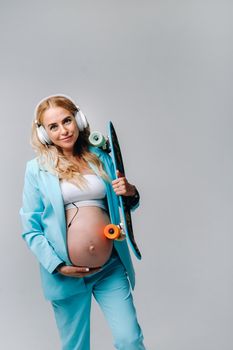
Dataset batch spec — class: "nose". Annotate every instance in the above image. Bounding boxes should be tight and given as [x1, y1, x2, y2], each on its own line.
[60, 124, 69, 135]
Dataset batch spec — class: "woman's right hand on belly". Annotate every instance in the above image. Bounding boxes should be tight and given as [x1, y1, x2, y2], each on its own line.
[57, 265, 102, 278]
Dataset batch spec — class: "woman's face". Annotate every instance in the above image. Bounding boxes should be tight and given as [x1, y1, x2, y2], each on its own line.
[42, 106, 79, 152]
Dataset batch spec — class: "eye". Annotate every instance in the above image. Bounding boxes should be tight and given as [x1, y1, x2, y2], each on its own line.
[50, 124, 58, 131]
[64, 117, 72, 124]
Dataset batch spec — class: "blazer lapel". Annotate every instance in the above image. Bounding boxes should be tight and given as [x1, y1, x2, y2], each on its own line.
[39, 170, 67, 243]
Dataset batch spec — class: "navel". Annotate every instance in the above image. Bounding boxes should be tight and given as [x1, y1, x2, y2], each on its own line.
[89, 244, 95, 253]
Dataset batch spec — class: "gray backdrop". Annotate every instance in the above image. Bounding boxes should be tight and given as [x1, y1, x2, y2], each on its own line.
[0, 0, 232, 349]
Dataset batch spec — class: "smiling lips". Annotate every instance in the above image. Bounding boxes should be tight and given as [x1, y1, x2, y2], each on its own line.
[61, 135, 73, 141]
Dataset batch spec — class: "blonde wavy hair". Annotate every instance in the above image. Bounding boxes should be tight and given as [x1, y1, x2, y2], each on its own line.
[31, 95, 111, 189]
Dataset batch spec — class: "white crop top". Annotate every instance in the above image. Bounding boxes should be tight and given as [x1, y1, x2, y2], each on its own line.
[60, 174, 107, 210]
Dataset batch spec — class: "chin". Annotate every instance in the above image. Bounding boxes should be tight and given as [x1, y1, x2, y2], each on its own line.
[61, 143, 75, 150]
[64, 140, 77, 150]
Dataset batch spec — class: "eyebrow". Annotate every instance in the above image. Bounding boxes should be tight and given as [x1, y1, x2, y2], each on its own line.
[47, 115, 72, 127]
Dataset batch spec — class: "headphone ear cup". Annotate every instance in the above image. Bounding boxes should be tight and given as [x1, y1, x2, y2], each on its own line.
[36, 125, 53, 145]
[76, 109, 88, 131]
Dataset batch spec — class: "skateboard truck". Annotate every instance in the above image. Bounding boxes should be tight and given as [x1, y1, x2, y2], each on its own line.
[104, 223, 126, 241]
[88, 132, 110, 152]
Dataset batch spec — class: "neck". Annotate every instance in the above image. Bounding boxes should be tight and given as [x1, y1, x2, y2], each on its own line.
[62, 151, 83, 163]
[62, 142, 83, 160]
[63, 149, 74, 158]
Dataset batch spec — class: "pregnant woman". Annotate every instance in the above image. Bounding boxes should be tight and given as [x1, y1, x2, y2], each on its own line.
[20, 94, 146, 350]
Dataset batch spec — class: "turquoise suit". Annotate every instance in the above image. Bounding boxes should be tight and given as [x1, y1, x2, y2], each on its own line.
[19, 145, 139, 301]
[20, 145, 146, 349]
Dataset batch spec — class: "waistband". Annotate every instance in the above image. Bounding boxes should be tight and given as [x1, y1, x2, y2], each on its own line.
[65, 199, 107, 211]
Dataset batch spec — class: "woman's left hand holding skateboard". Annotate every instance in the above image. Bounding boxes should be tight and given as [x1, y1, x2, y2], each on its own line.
[112, 170, 136, 197]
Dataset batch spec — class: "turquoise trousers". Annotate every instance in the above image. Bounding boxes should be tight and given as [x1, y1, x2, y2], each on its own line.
[51, 249, 146, 350]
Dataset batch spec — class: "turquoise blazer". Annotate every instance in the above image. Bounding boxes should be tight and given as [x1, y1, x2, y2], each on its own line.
[19, 145, 140, 301]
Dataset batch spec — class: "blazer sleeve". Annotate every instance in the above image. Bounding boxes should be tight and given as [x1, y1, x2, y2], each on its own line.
[104, 152, 140, 212]
[19, 162, 64, 274]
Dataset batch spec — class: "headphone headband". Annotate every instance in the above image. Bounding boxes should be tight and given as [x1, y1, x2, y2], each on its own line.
[34, 93, 80, 121]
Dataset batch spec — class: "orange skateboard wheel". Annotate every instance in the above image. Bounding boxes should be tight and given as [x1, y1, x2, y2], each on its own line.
[104, 224, 121, 240]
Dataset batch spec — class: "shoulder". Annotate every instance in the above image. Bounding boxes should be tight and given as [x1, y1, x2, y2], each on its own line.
[87, 145, 111, 162]
[26, 157, 39, 168]
[88, 145, 114, 173]
[24, 157, 41, 176]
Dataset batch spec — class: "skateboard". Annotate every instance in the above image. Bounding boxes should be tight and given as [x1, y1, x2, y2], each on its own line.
[89, 121, 142, 260]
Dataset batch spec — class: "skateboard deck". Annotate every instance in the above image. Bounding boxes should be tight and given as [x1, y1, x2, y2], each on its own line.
[89, 122, 141, 259]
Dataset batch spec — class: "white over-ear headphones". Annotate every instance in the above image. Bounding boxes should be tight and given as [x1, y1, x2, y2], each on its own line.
[34, 94, 88, 145]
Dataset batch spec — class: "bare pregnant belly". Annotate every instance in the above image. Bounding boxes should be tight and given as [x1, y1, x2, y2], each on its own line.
[66, 206, 113, 267]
